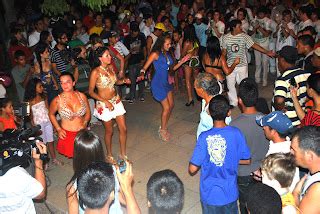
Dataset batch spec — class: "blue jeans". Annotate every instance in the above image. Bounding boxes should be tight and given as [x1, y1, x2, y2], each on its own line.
[201, 200, 238, 214]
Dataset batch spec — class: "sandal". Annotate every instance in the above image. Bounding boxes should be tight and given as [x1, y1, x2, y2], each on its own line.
[106, 155, 116, 164]
[118, 155, 129, 161]
[158, 127, 170, 142]
[52, 159, 64, 166]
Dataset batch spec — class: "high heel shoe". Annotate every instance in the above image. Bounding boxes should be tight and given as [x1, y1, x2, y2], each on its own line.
[185, 100, 194, 106]
[158, 127, 170, 142]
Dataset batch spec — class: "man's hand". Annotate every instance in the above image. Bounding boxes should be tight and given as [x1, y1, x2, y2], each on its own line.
[116, 160, 134, 195]
[267, 51, 276, 58]
[32, 142, 47, 160]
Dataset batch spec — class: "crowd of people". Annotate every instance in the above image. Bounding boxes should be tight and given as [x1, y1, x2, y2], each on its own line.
[0, 0, 320, 213]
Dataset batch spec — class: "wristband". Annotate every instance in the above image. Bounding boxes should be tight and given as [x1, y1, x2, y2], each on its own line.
[140, 69, 146, 75]
[123, 79, 126, 84]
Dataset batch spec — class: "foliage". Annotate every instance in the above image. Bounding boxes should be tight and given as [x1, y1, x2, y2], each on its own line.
[41, 0, 70, 16]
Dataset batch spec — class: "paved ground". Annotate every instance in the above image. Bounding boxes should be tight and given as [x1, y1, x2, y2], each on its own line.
[33, 65, 276, 214]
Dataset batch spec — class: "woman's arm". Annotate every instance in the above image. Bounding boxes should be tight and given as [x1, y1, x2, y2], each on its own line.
[49, 96, 66, 139]
[180, 41, 191, 58]
[173, 54, 191, 71]
[81, 93, 91, 128]
[290, 87, 306, 120]
[221, 56, 240, 75]
[66, 184, 79, 214]
[115, 52, 125, 78]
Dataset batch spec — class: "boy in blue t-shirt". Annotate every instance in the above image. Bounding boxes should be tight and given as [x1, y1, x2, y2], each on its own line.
[189, 95, 251, 213]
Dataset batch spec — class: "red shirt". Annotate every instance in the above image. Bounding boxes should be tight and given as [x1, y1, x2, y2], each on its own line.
[301, 110, 320, 126]
[83, 16, 95, 31]
[0, 114, 17, 131]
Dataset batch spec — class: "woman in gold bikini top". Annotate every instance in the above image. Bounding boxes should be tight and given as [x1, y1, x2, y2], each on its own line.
[88, 46, 131, 163]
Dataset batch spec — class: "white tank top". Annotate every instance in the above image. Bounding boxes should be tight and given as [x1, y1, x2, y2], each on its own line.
[150, 33, 158, 49]
[300, 172, 320, 201]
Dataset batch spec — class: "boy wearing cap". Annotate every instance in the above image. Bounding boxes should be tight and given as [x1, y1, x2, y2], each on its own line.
[273, 45, 310, 126]
[256, 111, 300, 191]
[146, 23, 166, 56]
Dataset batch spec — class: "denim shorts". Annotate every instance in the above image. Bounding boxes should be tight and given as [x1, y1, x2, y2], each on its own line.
[201, 200, 238, 214]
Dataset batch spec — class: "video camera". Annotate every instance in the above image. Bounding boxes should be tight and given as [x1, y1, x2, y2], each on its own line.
[0, 125, 49, 176]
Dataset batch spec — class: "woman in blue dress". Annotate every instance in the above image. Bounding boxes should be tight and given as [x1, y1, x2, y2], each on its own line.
[139, 34, 190, 142]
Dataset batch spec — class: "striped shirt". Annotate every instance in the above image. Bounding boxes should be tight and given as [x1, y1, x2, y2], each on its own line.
[222, 32, 254, 67]
[51, 47, 68, 73]
[273, 67, 310, 126]
[301, 110, 320, 127]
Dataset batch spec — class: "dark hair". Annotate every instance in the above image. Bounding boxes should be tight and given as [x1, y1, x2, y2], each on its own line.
[78, 162, 114, 210]
[257, 6, 268, 15]
[94, 12, 103, 20]
[59, 71, 75, 83]
[300, 5, 312, 18]
[239, 78, 258, 107]
[261, 153, 296, 188]
[147, 169, 184, 213]
[89, 33, 103, 45]
[255, 97, 270, 114]
[247, 183, 282, 214]
[34, 43, 49, 77]
[24, 78, 44, 102]
[160, 16, 170, 23]
[209, 95, 230, 121]
[151, 34, 172, 53]
[292, 126, 320, 156]
[52, 28, 67, 42]
[206, 36, 221, 63]
[298, 34, 315, 48]
[183, 24, 198, 44]
[195, 72, 221, 96]
[39, 31, 51, 44]
[237, 8, 247, 17]
[282, 9, 292, 16]
[92, 46, 109, 68]
[229, 19, 242, 31]
[173, 29, 182, 37]
[307, 73, 320, 94]
[303, 26, 317, 36]
[14, 50, 26, 59]
[0, 98, 12, 109]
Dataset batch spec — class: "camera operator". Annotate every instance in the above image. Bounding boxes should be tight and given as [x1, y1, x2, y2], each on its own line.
[0, 142, 47, 214]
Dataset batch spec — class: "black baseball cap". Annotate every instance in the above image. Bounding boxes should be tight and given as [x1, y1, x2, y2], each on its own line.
[277, 46, 298, 64]
[105, 31, 118, 39]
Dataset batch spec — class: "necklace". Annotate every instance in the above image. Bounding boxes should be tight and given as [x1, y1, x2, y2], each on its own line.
[100, 65, 114, 73]
[162, 51, 170, 70]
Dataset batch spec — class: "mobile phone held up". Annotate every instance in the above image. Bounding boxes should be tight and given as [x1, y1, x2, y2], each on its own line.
[289, 77, 297, 88]
[117, 159, 127, 173]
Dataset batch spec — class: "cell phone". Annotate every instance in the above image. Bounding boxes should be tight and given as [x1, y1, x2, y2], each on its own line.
[72, 19, 76, 25]
[117, 159, 126, 173]
[289, 77, 297, 87]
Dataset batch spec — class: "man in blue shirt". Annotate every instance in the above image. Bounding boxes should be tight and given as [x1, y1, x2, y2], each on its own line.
[194, 13, 207, 62]
[189, 95, 251, 213]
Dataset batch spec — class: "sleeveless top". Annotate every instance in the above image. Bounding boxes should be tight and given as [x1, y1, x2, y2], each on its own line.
[31, 101, 50, 124]
[150, 33, 158, 50]
[300, 172, 320, 201]
[58, 92, 86, 120]
[96, 67, 117, 89]
[301, 110, 320, 127]
[0, 115, 16, 130]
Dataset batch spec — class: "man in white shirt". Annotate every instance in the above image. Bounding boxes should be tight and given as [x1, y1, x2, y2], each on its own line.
[249, 7, 272, 87]
[207, 10, 225, 42]
[274, 10, 297, 77]
[140, 14, 154, 38]
[222, 19, 275, 107]
[28, 18, 44, 49]
[297, 6, 314, 33]
[0, 142, 47, 214]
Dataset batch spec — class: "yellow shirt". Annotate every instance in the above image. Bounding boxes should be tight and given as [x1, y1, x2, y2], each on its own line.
[89, 26, 103, 35]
